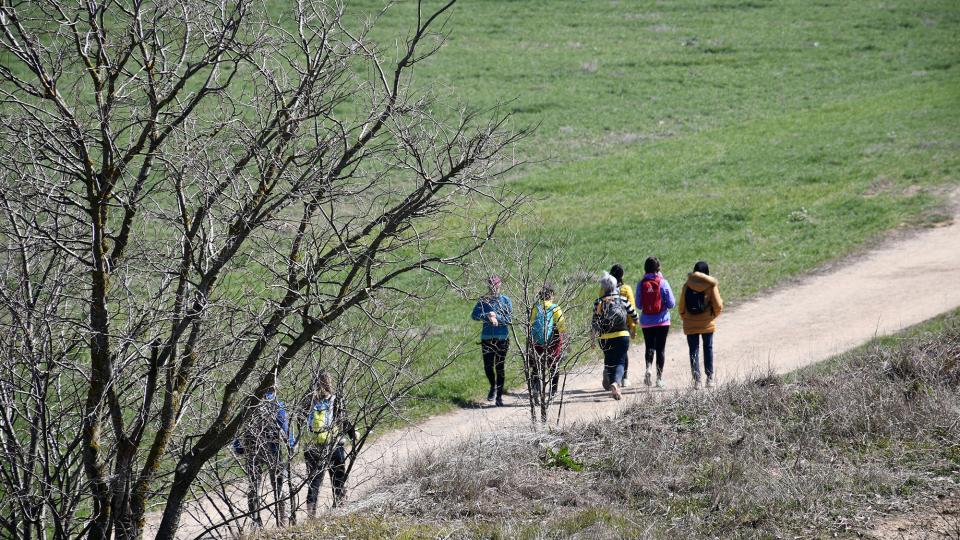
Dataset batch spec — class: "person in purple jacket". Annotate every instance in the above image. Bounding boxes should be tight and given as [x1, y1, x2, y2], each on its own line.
[635, 257, 676, 388]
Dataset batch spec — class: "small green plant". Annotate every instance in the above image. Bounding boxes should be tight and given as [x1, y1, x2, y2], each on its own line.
[544, 446, 584, 472]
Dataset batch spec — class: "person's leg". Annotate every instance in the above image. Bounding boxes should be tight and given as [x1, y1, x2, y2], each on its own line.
[703, 332, 715, 383]
[304, 447, 324, 517]
[641, 327, 655, 385]
[529, 345, 544, 403]
[655, 326, 669, 378]
[600, 339, 615, 387]
[613, 337, 629, 386]
[246, 455, 264, 527]
[494, 339, 508, 403]
[687, 333, 701, 383]
[548, 341, 562, 397]
[330, 444, 348, 507]
[267, 445, 286, 527]
[481, 340, 497, 399]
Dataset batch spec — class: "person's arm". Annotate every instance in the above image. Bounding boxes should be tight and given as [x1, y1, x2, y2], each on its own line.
[678, 284, 687, 317]
[623, 285, 637, 310]
[624, 296, 640, 324]
[335, 396, 358, 444]
[553, 305, 567, 335]
[662, 278, 676, 310]
[499, 295, 513, 324]
[277, 405, 295, 448]
[710, 285, 724, 317]
[471, 299, 486, 321]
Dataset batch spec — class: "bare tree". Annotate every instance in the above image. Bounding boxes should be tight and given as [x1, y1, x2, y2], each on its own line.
[0, 1, 526, 538]
[476, 232, 593, 424]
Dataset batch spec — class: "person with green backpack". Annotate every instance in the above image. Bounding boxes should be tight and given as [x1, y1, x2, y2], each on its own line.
[527, 284, 567, 403]
[678, 261, 724, 389]
[302, 371, 356, 515]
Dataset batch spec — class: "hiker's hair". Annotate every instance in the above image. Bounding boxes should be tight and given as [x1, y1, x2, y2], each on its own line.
[599, 272, 618, 294]
[644, 257, 661, 274]
[313, 371, 333, 398]
[538, 284, 555, 301]
[609, 264, 624, 285]
[694, 261, 710, 275]
[486, 275, 502, 296]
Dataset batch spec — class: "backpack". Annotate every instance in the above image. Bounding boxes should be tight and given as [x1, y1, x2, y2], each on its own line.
[639, 275, 663, 315]
[684, 287, 707, 315]
[531, 304, 557, 345]
[309, 397, 335, 445]
[238, 396, 283, 455]
[595, 295, 627, 334]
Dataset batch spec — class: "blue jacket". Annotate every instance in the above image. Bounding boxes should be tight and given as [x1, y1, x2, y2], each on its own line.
[636, 273, 676, 328]
[471, 294, 513, 340]
[232, 391, 296, 454]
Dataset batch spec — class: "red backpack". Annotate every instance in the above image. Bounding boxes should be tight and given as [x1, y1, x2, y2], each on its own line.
[639, 275, 662, 315]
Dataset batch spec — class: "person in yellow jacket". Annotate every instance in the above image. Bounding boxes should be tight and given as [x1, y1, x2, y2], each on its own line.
[608, 264, 637, 386]
[527, 284, 567, 403]
[678, 261, 724, 389]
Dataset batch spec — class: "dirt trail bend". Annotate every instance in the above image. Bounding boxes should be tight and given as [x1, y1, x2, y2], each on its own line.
[353, 199, 960, 495]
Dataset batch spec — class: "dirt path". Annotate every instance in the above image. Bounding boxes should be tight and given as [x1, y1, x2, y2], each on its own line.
[155, 192, 960, 537]
[349, 191, 960, 495]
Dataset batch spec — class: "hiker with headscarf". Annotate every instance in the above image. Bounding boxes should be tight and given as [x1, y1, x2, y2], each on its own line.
[679, 261, 724, 388]
[528, 284, 567, 403]
[302, 371, 356, 514]
[232, 385, 296, 528]
[471, 275, 513, 407]
[592, 272, 640, 400]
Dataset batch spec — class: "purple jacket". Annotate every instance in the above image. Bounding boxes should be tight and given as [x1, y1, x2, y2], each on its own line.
[635, 273, 676, 328]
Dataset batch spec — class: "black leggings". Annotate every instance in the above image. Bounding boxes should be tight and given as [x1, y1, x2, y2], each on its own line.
[482, 339, 509, 398]
[245, 444, 286, 527]
[305, 444, 348, 507]
[642, 326, 670, 377]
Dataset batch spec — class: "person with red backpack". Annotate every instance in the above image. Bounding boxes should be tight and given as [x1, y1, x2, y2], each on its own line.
[678, 261, 724, 389]
[592, 272, 640, 400]
[635, 257, 676, 388]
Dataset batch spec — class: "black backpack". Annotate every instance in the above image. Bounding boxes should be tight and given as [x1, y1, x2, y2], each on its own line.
[685, 287, 707, 315]
[596, 295, 628, 334]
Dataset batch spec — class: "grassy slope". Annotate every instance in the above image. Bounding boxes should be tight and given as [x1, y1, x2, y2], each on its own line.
[273, 308, 960, 539]
[346, 0, 960, 416]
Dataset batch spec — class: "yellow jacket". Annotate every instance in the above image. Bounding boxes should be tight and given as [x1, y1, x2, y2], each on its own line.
[598, 284, 637, 332]
[678, 272, 723, 335]
[529, 300, 567, 334]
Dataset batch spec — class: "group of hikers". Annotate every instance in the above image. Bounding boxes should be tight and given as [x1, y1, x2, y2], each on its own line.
[229, 258, 722, 525]
[471, 258, 723, 402]
[232, 371, 355, 527]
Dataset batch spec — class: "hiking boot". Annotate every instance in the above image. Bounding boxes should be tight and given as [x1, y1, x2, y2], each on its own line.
[495, 396, 504, 407]
[644, 371, 652, 387]
[706, 377, 715, 389]
[692, 378, 702, 390]
[621, 377, 631, 388]
[656, 377, 665, 388]
[486, 387, 496, 401]
[610, 383, 622, 401]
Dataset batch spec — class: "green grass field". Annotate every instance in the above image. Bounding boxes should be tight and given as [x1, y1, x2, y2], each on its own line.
[335, 0, 960, 418]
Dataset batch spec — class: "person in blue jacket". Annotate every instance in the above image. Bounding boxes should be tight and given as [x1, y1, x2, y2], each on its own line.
[233, 386, 296, 527]
[471, 275, 513, 406]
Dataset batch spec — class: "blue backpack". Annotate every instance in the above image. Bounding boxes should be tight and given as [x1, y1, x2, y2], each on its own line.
[531, 304, 557, 345]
